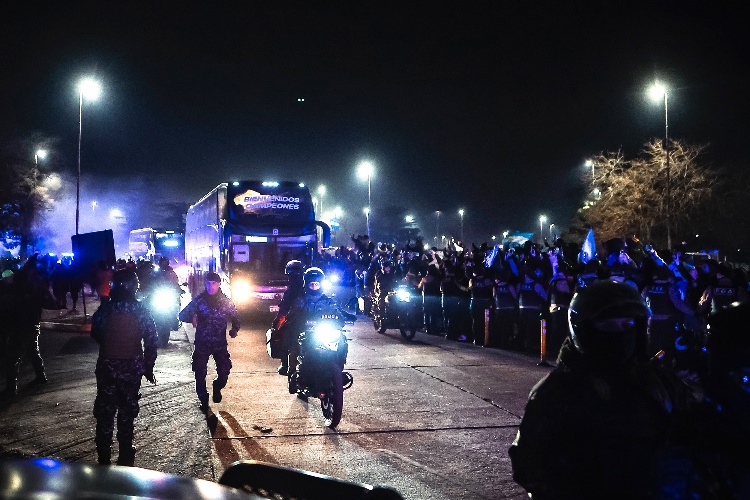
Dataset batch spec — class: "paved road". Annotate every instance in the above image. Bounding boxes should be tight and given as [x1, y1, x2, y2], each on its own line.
[0, 300, 554, 499]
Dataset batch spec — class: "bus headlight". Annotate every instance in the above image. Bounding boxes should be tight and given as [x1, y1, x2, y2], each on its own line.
[231, 278, 253, 302]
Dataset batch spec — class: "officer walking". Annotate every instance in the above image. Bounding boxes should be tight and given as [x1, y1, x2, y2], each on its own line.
[91, 269, 157, 466]
[179, 272, 240, 413]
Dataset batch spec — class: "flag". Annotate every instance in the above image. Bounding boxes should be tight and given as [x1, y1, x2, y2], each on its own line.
[579, 227, 596, 264]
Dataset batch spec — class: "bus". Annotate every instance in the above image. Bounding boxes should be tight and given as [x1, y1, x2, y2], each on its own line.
[128, 228, 185, 266]
[184, 181, 330, 312]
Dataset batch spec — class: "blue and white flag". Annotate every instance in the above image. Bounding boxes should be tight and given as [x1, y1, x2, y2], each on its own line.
[579, 227, 596, 264]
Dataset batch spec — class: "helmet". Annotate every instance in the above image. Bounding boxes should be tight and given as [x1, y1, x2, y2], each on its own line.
[111, 269, 139, 299]
[568, 280, 650, 365]
[303, 267, 325, 294]
[285, 260, 304, 276]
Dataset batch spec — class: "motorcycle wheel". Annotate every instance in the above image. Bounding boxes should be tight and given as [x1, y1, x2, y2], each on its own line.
[321, 370, 344, 428]
[157, 326, 170, 348]
[373, 316, 386, 334]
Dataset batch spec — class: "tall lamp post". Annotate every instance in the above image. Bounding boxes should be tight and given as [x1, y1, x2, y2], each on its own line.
[435, 210, 441, 246]
[649, 81, 671, 249]
[458, 209, 465, 242]
[539, 215, 547, 243]
[357, 161, 374, 238]
[76, 77, 101, 235]
[317, 185, 326, 219]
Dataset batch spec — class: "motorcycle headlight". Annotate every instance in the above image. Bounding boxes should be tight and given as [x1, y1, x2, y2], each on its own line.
[312, 323, 340, 350]
[329, 273, 341, 284]
[321, 278, 333, 294]
[231, 278, 253, 302]
[151, 288, 177, 312]
[396, 288, 411, 302]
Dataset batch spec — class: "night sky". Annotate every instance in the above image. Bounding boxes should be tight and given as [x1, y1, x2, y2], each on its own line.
[2, 2, 748, 251]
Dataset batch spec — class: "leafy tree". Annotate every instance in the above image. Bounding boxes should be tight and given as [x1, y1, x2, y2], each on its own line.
[0, 140, 60, 259]
[569, 139, 720, 250]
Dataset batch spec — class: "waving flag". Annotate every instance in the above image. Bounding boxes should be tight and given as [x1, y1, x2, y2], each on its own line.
[579, 227, 596, 264]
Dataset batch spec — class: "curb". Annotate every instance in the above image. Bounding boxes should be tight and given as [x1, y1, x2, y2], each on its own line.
[40, 321, 91, 333]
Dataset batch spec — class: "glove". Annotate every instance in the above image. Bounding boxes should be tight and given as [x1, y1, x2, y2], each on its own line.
[229, 328, 238, 338]
[144, 370, 157, 385]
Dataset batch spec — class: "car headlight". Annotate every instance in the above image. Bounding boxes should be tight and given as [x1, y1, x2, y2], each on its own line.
[151, 288, 177, 312]
[396, 288, 411, 302]
[312, 323, 340, 350]
[231, 278, 253, 302]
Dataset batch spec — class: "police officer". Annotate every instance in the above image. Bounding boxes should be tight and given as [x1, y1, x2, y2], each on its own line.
[467, 259, 493, 346]
[491, 266, 518, 349]
[285, 267, 356, 376]
[2, 255, 55, 400]
[179, 272, 240, 413]
[91, 269, 157, 466]
[273, 260, 305, 375]
[509, 281, 688, 499]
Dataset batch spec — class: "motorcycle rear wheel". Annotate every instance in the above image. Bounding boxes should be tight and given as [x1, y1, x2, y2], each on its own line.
[321, 370, 344, 428]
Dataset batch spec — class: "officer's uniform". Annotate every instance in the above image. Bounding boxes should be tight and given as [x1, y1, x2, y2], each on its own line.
[179, 289, 240, 408]
[91, 292, 157, 465]
[469, 267, 494, 346]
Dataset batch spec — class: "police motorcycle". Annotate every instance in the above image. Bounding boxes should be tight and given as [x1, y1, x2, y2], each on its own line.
[372, 283, 421, 340]
[288, 314, 354, 428]
[147, 284, 182, 347]
[142, 263, 183, 348]
[0, 458, 404, 499]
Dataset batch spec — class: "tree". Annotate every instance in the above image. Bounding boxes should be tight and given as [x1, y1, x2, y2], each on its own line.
[570, 139, 720, 250]
[0, 142, 60, 259]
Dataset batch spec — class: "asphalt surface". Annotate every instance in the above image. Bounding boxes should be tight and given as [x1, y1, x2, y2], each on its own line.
[1, 291, 551, 499]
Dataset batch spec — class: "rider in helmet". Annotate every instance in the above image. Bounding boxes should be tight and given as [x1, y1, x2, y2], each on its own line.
[283, 267, 356, 376]
[510, 280, 689, 499]
[272, 260, 306, 375]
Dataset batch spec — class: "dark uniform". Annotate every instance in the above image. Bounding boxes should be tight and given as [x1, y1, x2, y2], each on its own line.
[273, 260, 306, 375]
[515, 271, 547, 352]
[418, 265, 442, 335]
[468, 265, 494, 346]
[491, 272, 518, 349]
[546, 272, 573, 358]
[3, 256, 54, 399]
[91, 270, 157, 466]
[179, 273, 240, 411]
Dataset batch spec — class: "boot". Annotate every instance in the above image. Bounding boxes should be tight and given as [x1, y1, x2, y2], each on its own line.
[212, 380, 223, 403]
[198, 393, 209, 414]
[31, 372, 48, 385]
[277, 358, 288, 375]
[97, 445, 111, 465]
[117, 443, 136, 466]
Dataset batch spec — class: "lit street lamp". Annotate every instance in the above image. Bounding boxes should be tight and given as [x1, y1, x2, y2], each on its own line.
[539, 215, 547, 243]
[76, 77, 102, 235]
[649, 81, 671, 249]
[357, 161, 374, 238]
[435, 210, 441, 246]
[317, 185, 326, 218]
[549, 223, 555, 241]
[34, 149, 47, 167]
[458, 209, 465, 242]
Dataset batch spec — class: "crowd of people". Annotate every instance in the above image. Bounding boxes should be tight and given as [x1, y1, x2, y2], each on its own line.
[316, 234, 749, 370]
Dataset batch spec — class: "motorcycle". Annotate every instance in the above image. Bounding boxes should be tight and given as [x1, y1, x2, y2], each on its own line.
[372, 284, 421, 340]
[147, 284, 182, 347]
[287, 316, 354, 428]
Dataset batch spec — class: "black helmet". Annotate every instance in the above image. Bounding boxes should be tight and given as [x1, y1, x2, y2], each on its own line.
[568, 280, 650, 365]
[285, 260, 304, 276]
[111, 269, 139, 300]
[303, 267, 325, 294]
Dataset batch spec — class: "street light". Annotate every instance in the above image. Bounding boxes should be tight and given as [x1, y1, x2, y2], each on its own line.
[539, 215, 547, 243]
[458, 209, 465, 242]
[34, 149, 47, 167]
[357, 161, 374, 238]
[435, 210, 441, 246]
[649, 81, 671, 249]
[317, 185, 326, 217]
[76, 77, 102, 235]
